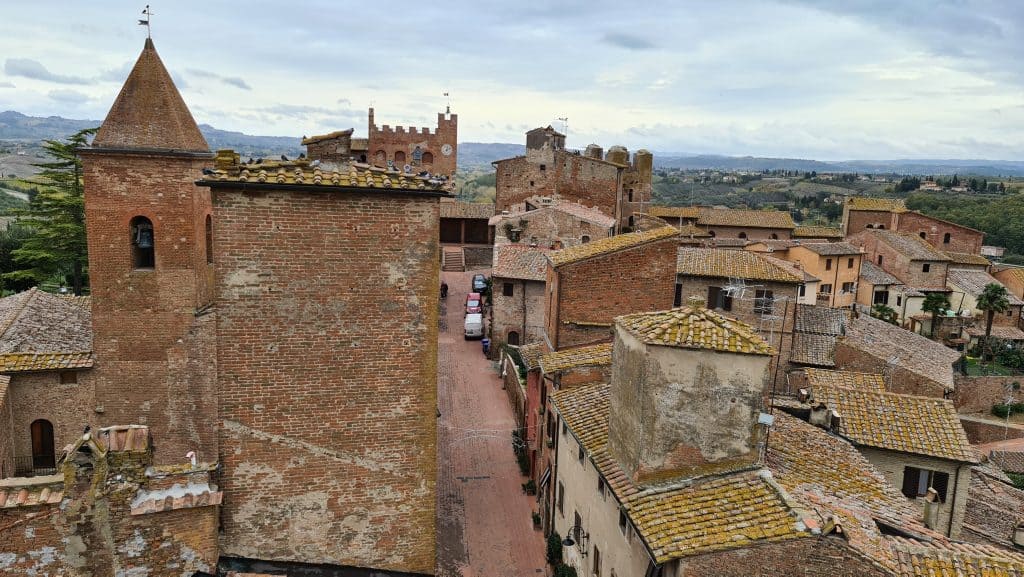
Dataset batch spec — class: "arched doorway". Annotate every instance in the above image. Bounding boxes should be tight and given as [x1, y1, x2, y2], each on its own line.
[507, 331, 520, 346]
[31, 419, 55, 470]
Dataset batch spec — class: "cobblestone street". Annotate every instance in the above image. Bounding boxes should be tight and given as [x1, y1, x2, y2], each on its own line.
[437, 270, 548, 577]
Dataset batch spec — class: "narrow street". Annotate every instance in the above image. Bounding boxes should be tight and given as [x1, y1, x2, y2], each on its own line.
[437, 269, 548, 577]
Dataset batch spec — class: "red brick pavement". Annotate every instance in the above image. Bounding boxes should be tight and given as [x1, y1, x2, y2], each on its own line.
[437, 270, 548, 577]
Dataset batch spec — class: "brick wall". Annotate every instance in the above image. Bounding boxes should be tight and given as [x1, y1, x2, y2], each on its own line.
[0, 377, 12, 478]
[833, 341, 948, 397]
[850, 232, 948, 288]
[495, 152, 623, 226]
[503, 354, 526, 432]
[703, 225, 792, 240]
[463, 246, 494, 270]
[82, 150, 219, 466]
[211, 187, 438, 573]
[897, 212, 984, 254]
[492, 278, 546, 347]
[492, 206, 613, 249]
[953, 374, 1022, 413]
[549, 237, 677, 350]
[958, 415, 1024, 444]
[8, 371, 94, 467]
[843, 209, 897, 235]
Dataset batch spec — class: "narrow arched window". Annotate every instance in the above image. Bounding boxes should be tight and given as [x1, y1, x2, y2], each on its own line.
[508, 331, 520, 346]
[394, 150, 407, 164]
[943, 233, 951, 244]
[205, 215, 213, 264]
[770, 233, 779, 240]
[130, 216, 155, 270]
[422, 151, 434, 165]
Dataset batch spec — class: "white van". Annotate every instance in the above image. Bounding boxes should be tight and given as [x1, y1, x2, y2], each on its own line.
[464, 313, 484, 340]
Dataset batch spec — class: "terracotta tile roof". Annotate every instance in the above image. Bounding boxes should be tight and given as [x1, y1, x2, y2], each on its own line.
[201, 158, 448, 192]
[676, 247, 803, 283]
[703, 238, 751, 248]
[948, 269, 1024, 305]
[629, 470, 804, 563]
[57, 294, 91, 310]
[860, 261, 903, 286]
[97, 425, 151, 453]
[841, 314, 961, 391]
[0, 351, 94, 372]
[440, 200, 495, 219]
[301, 129, 353, 145]
[989, 450, 1024, 474]
[964, 325, 1024, 340]
[795, 304, 849, 336]
[539, 343, 611, 374]
[847, 197, 907, 212]
[548, 226, 678, 267]
[809, 385, 977, 462]
[0, 288, 93, 355]
[0, 476, 64, 509]
[798, 242, 861, 256]
[131, 483, 223, 516]
[489, 200, 615, 229]
[676, 223, 711, 237]
[551, 383, 809, 564]
[791, 333, 837, 367]
[943, 251, 991, 267]
[649, 206, 701, 219]
[793, 226, 843, 238]
[767, 413, 922, 525]
[616, 305, 775, 355]
[804, 368, 885, 391]
[92, 39, 209, 153]
[697, 207, 795, 229]
[868, 230, 949, 261]
[890, 537, 1024, 577]
[516, 341, 548, 371]
[995, 267, 1024, 286]
[492, 245, 550, 281]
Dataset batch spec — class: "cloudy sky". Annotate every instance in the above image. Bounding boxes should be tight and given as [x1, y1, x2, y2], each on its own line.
[0, 1, 1021, 160]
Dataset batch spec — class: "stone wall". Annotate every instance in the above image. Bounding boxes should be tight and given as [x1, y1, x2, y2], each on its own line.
[81, 149, 219, 466]
[492, 206, 613, 249]
[463, 246, 494, 270]
[548, 236, 677, 350]
[491, 278, 546, 348]
[503, 353, 526, 432]
[958, 415, 1024, 444]
[494, 152, 622, 226]
[211, 187, 438, 573]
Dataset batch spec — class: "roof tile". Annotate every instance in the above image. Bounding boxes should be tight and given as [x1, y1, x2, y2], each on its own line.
[617, 305, 775, 355]
[492, 245, 550, 281]
[793, 226, 843, 238]
[539, 343, 612, 374]
[804, 368, 885, 391]
[847, 197, 908, 212]
[698, 208, 795, 229]
[548, 226, 678, 267]
[677, 248, 803, 283]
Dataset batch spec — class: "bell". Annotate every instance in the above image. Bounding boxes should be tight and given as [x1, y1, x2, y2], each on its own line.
[135, 226, 154, 249]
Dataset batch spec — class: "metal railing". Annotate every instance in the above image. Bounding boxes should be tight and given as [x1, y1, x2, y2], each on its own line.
[12, 455, 57, 477]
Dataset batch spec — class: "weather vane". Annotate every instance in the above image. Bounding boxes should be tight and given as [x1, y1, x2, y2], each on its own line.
[138, 5, 153, 38]
[444, 91, 451, 114]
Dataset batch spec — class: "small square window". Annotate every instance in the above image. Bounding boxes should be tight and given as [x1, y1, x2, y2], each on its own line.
[923, 263, 931, 273]
[825, 258, 833, 271]
[848, 258, 855, 269]
[503, 282, 514, 297]
[60, 371, 77, 384]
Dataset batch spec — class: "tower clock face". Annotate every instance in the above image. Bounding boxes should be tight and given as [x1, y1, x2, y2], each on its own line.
[441, 144, 453, 157]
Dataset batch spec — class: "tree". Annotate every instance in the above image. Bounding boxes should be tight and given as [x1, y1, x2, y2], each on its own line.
[5, 128, 96, 295]
[977, 283, 1011, 359]
[871, 303, 898, 325]
[921, 292, 951, 338]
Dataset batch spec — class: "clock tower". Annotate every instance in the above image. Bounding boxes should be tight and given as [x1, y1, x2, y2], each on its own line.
[366, 107, 458, 177]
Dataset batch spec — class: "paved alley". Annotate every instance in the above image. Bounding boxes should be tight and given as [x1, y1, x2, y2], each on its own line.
[437, 270, 548, 577]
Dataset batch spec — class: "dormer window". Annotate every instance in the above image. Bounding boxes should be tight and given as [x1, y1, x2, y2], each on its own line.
[130, 216, 155, 270]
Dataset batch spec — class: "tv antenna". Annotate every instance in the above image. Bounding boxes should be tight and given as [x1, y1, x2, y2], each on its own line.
[557, 117, 568, 140]
[443, 91, 451, 114]
[138, 5, 153, 38]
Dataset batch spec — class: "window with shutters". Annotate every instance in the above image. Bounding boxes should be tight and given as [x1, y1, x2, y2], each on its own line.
[901, 466, 949, 502]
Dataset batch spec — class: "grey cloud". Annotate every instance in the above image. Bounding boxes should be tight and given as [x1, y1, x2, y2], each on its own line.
[601, 32, 656, 51]
[0, 81, 14, 88]
[5, 58, 92, 85]
[48, 89, 90, 104]
[186, 68, 251, 90]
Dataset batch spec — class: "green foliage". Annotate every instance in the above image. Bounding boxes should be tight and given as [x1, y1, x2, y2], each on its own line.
[512, 429, 530, 475]
[1007, 473, 1024, 490]
[5, 128, 96, 294]
[532, 511, 541, 526]
[871, 304, 898, 324]
[992, 402, 1024, 419]
[522, 479, 537, 495]
[546, 533, 563, 566]
[921, 292, 951, 338]
[895, 177, 921, 193]
[978, 283, 1011, 342]
[554, 565, 578, 577]
[0, 224, 36, 295]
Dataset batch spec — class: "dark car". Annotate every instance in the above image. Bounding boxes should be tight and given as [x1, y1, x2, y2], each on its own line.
[472, 274, 487, 292]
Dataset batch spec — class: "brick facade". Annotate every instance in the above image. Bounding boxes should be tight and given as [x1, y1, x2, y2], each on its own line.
[833, 340, 948, 397]
[7, 371, 94, 470]
[492, 204, 614, 249]
[843, 208, 897, 235]
[209, 186, 439, 573]
[896, 211, 984, 255]
[0, 377, 11, 478]
[80, 149, 220, 467]
[545, 237, 677, 350]
[704, 224, 792, 240]
[849, 230, 949, 289]
[368, 107, 457, 177]
[491, 278, 546, 347]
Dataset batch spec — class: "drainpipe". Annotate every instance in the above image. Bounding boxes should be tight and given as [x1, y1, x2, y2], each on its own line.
[832, 257, 841, 307]
[947, 462, 965, 537]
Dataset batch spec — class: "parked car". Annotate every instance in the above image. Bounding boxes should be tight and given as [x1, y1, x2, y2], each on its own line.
[464, 313, 484, 340]
[465, 292, 482, 315]
[472, 273, 487, 292]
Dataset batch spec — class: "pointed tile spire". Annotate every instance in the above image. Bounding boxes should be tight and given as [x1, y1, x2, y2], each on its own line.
[93, 38, 209, 152]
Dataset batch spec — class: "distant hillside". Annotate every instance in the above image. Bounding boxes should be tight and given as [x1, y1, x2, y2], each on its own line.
[0, 111, 98, 140]
[654, 153, 1024, 177]
[457, 142, 524, 169]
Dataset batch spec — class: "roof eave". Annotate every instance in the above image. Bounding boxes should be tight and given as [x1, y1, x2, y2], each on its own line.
[194, 179, 452, 198]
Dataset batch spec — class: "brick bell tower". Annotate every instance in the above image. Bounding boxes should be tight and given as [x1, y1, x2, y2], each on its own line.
[80, 38, 218, 465]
